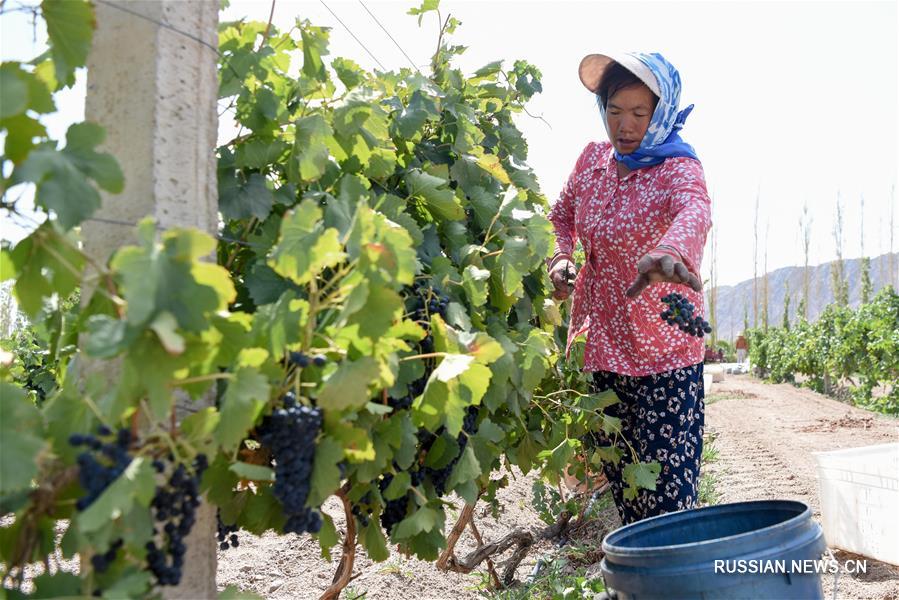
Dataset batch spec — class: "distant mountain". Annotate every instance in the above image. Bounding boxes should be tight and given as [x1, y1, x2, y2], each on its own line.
[709, 252, 897, 342]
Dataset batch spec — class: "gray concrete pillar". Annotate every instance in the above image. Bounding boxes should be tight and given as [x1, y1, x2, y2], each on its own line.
[84, 1, 220, 597]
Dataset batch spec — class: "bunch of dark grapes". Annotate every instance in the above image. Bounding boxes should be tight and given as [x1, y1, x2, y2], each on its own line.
[386, 281, 450, 411]
[217, 510, 239, 550]
[378, 475, 410, 535]
[409, 280, 450, 355]
[422, 406, 480, 496]
[257, 392, 323, 535]
[70, 426, 133, 511]
[387, 373, 427, 412]
[659, 292, 713, 338]
[146, 453, 208, 586]
[287, 351, 328, 368]
[90, 539, 123, 573]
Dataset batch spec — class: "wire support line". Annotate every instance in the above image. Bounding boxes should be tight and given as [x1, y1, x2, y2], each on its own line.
[357, 0, 420, 73]
[319, 0, 387, 71]
[93, 0, 219, 55]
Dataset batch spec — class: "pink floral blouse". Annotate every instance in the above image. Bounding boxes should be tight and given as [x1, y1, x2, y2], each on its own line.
[547, 141, 712, 376]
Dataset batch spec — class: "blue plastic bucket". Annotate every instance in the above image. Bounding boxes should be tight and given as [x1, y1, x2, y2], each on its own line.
[600, 500, 827, 599]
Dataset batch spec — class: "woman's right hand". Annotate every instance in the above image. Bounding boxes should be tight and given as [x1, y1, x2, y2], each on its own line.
[550, 258, 577, 300]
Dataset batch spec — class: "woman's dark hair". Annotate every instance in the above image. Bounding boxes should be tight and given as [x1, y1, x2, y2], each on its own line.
[595, 61, 659, 109]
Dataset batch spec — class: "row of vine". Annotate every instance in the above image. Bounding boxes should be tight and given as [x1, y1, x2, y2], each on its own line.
[745, 286, 899, 414]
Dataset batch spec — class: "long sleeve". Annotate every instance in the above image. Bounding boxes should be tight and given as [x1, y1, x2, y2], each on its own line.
[546, 143, 596, 265]
[658, 158, 712, 277]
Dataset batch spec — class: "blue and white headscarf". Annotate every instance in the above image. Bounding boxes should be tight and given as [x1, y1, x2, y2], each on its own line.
[598, 52, 698, 171]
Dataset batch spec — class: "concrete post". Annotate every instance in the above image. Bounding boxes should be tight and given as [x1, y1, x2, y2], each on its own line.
[83, 1, 220, 597]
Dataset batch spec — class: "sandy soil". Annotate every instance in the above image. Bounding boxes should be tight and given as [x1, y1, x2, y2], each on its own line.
[705, 374, 899, 600]
[216, 469, 561, 600]
[208, 372, 897, 599]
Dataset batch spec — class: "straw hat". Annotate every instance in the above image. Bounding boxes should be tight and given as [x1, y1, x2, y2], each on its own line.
[578, 52, 661, 97]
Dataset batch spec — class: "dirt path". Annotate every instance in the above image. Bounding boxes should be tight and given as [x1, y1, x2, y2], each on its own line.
[705, 373, 899, 600]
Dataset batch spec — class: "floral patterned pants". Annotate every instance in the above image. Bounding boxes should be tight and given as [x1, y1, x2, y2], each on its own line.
[588, 362, 705, 525]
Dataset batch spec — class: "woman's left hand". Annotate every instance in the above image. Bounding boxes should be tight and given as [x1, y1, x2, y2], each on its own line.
[625, 248, 702, 299]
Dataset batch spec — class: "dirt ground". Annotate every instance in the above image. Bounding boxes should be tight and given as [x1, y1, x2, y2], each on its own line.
[216, 372, 899, 600]
[704, 374, 899, 600]
[216, 469, 557, 600]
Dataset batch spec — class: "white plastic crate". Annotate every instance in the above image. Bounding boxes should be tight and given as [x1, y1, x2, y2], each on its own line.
[813, 442, 899, 565]
[702, 372, 713, 395]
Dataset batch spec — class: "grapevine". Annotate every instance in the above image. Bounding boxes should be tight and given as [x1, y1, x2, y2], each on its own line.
[0, 1, 657, 598]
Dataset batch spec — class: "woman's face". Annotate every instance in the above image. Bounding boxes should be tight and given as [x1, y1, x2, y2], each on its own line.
[605, 84, 657, 155]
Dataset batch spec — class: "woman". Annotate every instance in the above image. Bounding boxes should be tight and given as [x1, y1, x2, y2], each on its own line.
[547, 52, 712, 525]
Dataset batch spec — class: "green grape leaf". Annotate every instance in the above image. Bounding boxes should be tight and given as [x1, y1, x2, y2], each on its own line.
[317, 357, 380, 411]
[474, 152, 511, 185]
[0, 249, 14, 282]
[462, 265, 490, 306]
[98, 567, 153, 598]
[229, 462, 275, 482]
[242, 486, 286, 534]
[316, 512, 339, 561]
[219, 171, 275, 221]
[289, 114, 333, 182]
[9, 224, 85, 317]
[519, 328, 552, 391]
[347, 206, 417, 286]
[362, 522, 390, 562]
[41, 0, 95, 88]
[84, 315, 130, 358]
[432, 353, 475, 382]
[446, 445, 481, 490]
[269, 200, 346, 285]
[331, 57, 365, 90]
[12, 122, 123, 228]
[473, 60, 503, 78]
[149, 311, 185, 354]
[29, 572, 82, 599]
[394, 91, 435, 138]
[540, 438, 577, 484]
[622, 462, 661, 500]
[78, 457, 155, 533]
[580, 389, 620, 412]
[364, 146, 398, 180]
[330, 423, 375, 462]
[214, 367, 270, 452]
[592, 445, 624, 466]
[251, 291, 306, 360]
[601, 414, 623, 436]
[0, 63, 28, 118]
[201, 453, 240, 506]
[3, 114, 48, 165]
[307, 436, 343, 506]
[383, 471, 410, 500]
[407, 0, 440, 25]
[111, 226, 232, 331]
[392, 505, 439, 540]
[0, 383, 46, 494]
[300, 23, 330, 81]
[404, 169, 464, 221]
[179, 407, 220, 450]
[244, 262, 294, 306]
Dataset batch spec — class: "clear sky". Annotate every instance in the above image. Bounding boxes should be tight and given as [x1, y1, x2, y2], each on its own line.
[2, 1, 897, 287]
